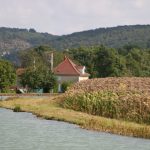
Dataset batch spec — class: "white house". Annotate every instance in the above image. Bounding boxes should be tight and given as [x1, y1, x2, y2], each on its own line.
[54, 56, 90, 92]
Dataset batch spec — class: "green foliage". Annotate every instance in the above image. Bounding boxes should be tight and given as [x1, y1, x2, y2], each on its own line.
[2, 25, 150, 55]
[19, 46, 64, 93]
[19, 45, 150, 78]
[49, 25, 150, 50]
[96, 48, 127, 77]
[41, 68, 57, 93]
[29, 28, 36, 33]
[68, 46, 150, 77]
[53, 83, 59, 93]
[13, 105, 21, 112]
[17, 45, 150, 78]
[61, 82, 72, 93]
[19, 46, 65, 68]
[68, 46, 99, 78]
[1, 88, 16, 93]
[2, 25, 150, 78]
[0, 27, 57, 55]
[20, 66, 56, 92]
[0, 60, 16, 92]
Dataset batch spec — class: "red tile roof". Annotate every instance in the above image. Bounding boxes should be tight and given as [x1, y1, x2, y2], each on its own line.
[54, 57, 90, 77]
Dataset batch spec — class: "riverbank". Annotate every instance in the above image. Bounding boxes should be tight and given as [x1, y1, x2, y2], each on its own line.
[0, 95, 150, 139]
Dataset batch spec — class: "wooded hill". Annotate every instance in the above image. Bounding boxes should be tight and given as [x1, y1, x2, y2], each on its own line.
[1, 25, 150, 55]
[0, 27, 57, 55]
[50, 25, 150, 50]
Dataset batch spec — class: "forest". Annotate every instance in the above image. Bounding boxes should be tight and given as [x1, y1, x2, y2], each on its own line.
[0, 45, 150, 92]
[18, 45, 150, 78]
[1, 25, 150, 55]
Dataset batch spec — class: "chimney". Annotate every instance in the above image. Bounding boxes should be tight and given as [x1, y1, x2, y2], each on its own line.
[82, 66, 85, 74]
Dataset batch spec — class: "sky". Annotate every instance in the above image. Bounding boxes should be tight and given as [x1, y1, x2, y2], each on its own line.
[0, 0, 150, 35]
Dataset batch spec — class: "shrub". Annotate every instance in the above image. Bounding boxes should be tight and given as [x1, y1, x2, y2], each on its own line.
[61, 82, 72, 93]
[53, 83, 59, 93]
[13, 105, 21, 112]
[1, 88, 16, 93]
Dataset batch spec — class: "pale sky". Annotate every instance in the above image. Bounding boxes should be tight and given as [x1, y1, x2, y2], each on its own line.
[0, 0, 150, 35]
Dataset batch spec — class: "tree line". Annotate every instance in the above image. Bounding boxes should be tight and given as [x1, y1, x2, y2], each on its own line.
[0, 45, 150, 92]
[68, 45, 150, 78]
[18, 45, 150, 79]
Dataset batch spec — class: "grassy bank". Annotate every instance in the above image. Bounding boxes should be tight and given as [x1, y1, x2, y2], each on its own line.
[0, 95, 150, 139]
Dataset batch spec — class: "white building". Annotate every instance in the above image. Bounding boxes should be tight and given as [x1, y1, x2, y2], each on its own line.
[54, 56, 90, 92]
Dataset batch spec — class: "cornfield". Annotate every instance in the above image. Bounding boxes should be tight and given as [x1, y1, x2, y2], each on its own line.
[64, 77, 150, 124]
[67, 77, 150, 95]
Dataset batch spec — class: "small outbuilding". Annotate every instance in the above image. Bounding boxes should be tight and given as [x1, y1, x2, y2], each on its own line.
[54, 56, 90, 92]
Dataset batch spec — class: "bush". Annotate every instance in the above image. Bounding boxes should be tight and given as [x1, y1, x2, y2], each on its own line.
[53, 83, 59, 93]
[13, 105, 21, 112]
[1, 88, 16, 93]
[61, 82, 72, 93]
[0, 60, 16, 92]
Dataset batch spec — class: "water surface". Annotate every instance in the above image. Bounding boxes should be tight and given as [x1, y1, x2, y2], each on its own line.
[0, 108, 150, 150]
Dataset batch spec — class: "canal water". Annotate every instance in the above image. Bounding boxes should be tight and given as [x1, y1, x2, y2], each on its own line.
[0, 108, 150, 150]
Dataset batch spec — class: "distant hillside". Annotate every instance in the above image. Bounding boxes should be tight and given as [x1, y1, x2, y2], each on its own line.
[50, 25, 150, 49]
[0, 27, 57, 55]
[1, 25, 150, 56]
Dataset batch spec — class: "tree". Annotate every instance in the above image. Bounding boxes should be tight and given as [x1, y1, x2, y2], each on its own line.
[29, 28, 36, 33]
[19, 49, 44, 68]
[19, 46, 64, 69]
[0, 60, 16, 92]
[68, 46, 99, 78]
[96, 48, 127, 77]
[20, 66, 56, 93]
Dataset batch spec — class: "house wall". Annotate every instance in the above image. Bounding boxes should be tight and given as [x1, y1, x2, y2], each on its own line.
[79, 76, 89, 82]
[56, 75, 89, 92]
[56, 75, 79, 92]
[56, 75, 79, 83]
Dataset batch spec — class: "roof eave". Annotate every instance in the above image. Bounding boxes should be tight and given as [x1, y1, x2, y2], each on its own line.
[55, 74, 80, 76]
